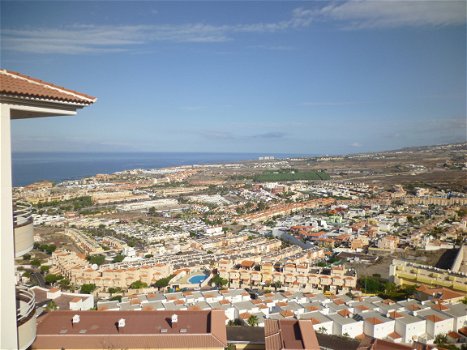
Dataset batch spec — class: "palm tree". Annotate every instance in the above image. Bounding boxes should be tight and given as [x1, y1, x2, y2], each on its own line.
[247, 315, 259, 327]
[272, 281, 282, 291]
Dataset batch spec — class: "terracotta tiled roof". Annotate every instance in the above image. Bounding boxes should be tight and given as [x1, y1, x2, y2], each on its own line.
[447, 331, 461, 339]
[366, 317, 383, 325]
[388, 311, 403, 319]
[458, 327, 467, 336]
[309, 318, 321, 325]
[425, 314, 444, 323]
[265, 319, 320, 350]
[239, 312, 252, 320]
[338, 309, 351, 317]
[406, 304, 421, 311]
[241, 260, 255, 268]
[306, 306, 320, 312]
[33, 310, 227, 349]
[388, 331, 401, 339]
[280, 310, 294, 318]
[0, 69, 96, 104]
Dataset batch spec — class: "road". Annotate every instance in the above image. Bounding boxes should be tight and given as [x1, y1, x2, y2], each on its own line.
[31, 271, 46, 288]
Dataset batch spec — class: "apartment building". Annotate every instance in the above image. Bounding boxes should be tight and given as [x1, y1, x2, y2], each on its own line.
[219, 263, 357, 295]
[377, 235, 399, 251]
[390, 259, 467, 293]
[65, 228, 104, 255]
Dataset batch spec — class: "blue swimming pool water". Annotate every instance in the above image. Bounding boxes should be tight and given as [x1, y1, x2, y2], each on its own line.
[188, 275, 207, 284]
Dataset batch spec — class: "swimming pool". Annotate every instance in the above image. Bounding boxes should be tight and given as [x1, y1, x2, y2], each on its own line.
[188, 274, 207, 284]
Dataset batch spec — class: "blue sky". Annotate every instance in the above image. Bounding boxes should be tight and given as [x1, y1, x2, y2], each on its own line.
[2, 1, 466, 155]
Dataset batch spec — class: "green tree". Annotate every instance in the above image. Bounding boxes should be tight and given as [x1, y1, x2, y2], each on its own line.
[80, 283, 97, 294]
[86, 254, 106, 266]
[40, 265, 50, 274]
[59, 278, 71, 290]
[112, 254, 125, 263]
[227, 319, 243, 326]
[110, 295, 122, 302]
[153, 275, 174, 290]
[108, 287, 123, 294]
[30, 259, 41, 267]
[22, 254, 31, 261]
[358, 276, 385, 294]
[434, 334, 448, 346]
[272, 281, 282, 291]
[129, 280, 148, 289]
[45, 244, 57, 255]
[211, 275, 228, 288]
[247, 315, 259, 327]
[45, 300, 58, 311]
[45, 274, 63, 284]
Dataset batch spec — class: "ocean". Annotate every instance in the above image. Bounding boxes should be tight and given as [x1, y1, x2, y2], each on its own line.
[12, 152, 305, 187]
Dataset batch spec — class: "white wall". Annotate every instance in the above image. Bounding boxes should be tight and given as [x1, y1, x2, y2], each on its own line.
[372, 321, 395, 339]
[433, 318, 454, 337]
[313, 321, 333, 335]
[341, 321, 364, 338]
[396, 319, 426, 344]
[0, 104, 18, 350]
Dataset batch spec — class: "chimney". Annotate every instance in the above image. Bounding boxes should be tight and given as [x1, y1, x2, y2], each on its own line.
[117, 318, 126, 333]
[171, 314, 178, 328]
[72, 314, 80, 327]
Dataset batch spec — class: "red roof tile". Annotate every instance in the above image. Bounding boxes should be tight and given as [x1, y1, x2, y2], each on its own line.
[0, 69, 96, 104]
[33, 310, 227, 349]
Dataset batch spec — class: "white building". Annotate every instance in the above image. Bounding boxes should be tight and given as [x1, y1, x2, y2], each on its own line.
[358, 313, 395, 339]
[392, 312, 427, 344]
[417, 309, 455, 338]
[327, 313, 364, 338]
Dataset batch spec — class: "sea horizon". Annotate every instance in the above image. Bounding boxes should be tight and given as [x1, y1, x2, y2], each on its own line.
[12, 151, 315, 187]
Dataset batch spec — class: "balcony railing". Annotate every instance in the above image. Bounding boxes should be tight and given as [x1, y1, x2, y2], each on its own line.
[16, 286, 37, 350]
[13, 201, 34, 257]
[13, 201, 33, 228]
[16, 286, 35, 326]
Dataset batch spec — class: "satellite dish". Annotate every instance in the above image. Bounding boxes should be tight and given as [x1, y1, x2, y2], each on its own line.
[91, 264, 98, 270]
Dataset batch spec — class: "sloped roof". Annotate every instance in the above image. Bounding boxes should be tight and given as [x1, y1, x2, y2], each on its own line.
[265, 319, 320, 350]
[33, 310, 227, 349]
[0, 69, 96, 105]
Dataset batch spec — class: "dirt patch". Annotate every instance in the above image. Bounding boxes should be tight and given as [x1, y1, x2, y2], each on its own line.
[34, 226, 80, 252]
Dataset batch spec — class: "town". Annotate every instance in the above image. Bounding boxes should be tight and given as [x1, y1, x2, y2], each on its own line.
[12, 142, 467, 350]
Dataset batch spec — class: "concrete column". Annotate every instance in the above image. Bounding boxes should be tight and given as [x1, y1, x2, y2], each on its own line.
[0, 104, 19, 349]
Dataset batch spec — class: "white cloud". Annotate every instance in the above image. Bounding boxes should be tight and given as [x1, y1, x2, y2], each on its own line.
[2, 8, 313, 55]
[3, 2, 465, 54]
[351, 142, 362, 147]
[319, 0, 466, 29]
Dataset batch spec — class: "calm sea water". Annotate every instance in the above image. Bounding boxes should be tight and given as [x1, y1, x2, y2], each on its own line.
[12, 152, 305, 187]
